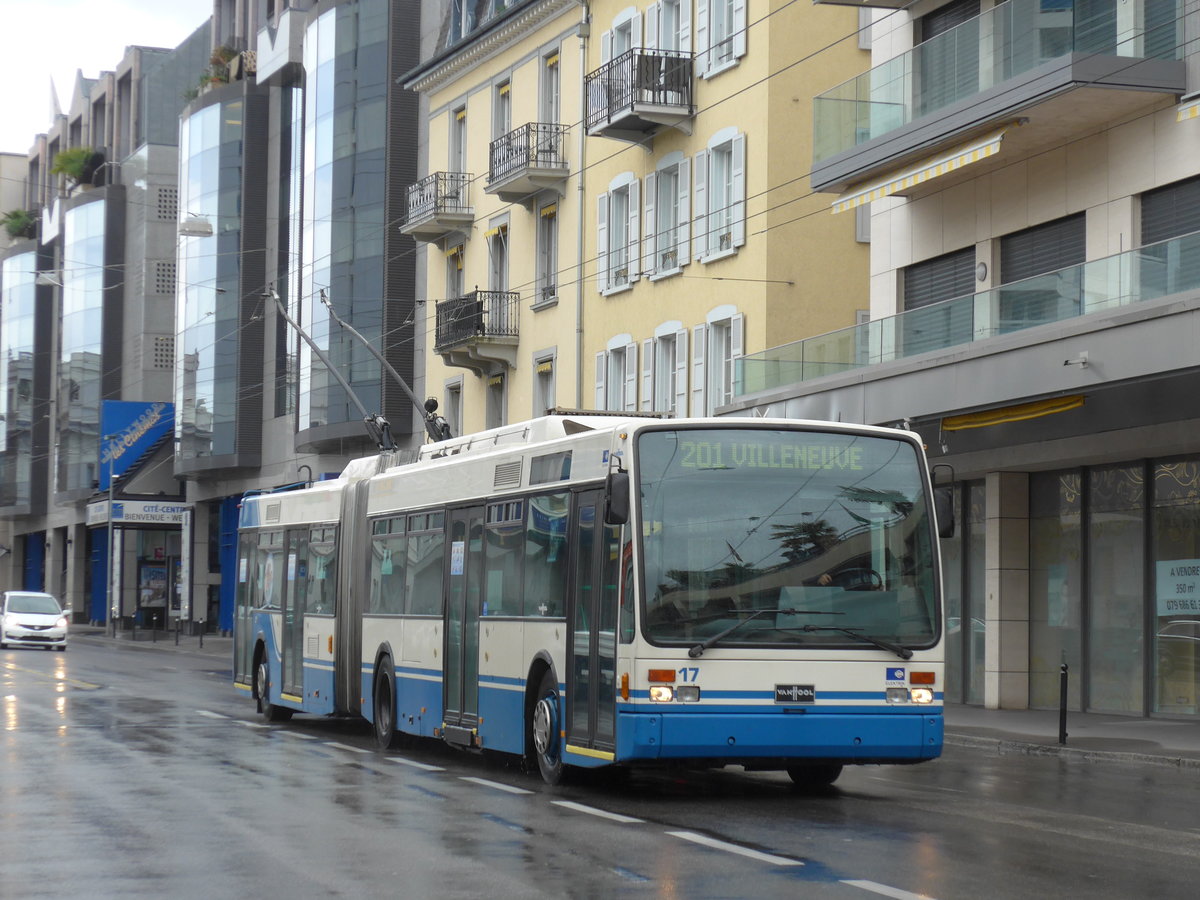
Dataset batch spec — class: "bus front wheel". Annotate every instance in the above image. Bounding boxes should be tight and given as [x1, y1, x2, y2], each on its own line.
[256, 657, 293, 723]
[786, 763, 842, 788]
[530, 669, 565, 785]
[374, 658, 399, 750]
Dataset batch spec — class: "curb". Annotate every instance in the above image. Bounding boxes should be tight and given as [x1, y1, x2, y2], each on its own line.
[945, 732, 1200, 770]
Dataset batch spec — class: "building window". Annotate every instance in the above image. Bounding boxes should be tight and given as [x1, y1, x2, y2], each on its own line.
[493, 81, 511, 139]
[485, 373, 506, 429]
[536, 202, 558, 306]
[697, 0, 746, 77]
[444, 379, 463, 437]
[651, 0, 690, 53]
[644, 156, 690, 277]
[902, 247, 976, 311]
[999, 213, 1086, 331]
[533, 354, 556, 416]
[451, 107, 467, 172]
[690, 310, 742, 415]
[642, 326, 687, 415]
[693, 130, 745, 262]
[487, 223, 508, 292]
[597, 176, 640, 293]
[595, 337, 637, 411]
[446, 244, 464, 298]
[540, 51, 560, 123]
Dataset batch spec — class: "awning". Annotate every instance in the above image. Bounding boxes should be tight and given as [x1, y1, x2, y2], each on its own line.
[1177, 99, 1200, 122]
[941, 395, 1084, 432]
[832, 125, 1014, 214]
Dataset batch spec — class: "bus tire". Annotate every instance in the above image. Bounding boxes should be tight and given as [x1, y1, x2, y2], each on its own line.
[256, 656, 293, 723]
[373, 657, 399, 750]
[530, 668, 566, 786]
[786, 763, 842, 788]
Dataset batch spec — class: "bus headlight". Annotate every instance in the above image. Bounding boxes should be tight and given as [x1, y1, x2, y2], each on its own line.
[886, 687, 910, 704]
[910, 687, 934, 704]
[676, 685, 701, 703]
[649, 685, 674, 702]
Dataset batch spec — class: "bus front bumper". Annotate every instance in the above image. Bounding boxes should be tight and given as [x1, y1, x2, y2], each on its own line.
[617, 708, 943, 764]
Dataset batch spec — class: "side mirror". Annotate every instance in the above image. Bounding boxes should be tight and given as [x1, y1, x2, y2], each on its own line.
[605, 470, 630, 525]
[934, 485, 955, 539]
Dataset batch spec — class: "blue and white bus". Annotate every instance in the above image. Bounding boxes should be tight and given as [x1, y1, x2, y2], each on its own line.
[235, 414, 947, 786]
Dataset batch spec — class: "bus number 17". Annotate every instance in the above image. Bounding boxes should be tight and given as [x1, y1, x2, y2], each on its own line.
[678, 667, 699, 682]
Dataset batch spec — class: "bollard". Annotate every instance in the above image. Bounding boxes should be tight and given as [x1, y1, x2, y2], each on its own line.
[1058, 663, 1069, 745]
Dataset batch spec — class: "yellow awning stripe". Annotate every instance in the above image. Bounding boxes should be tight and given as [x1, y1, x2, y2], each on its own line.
[546, 53, 559, 67]
[1177, 100, 1200, 122]
[832, 125, 1014, 214]
[488, 375, 504, 387]
[941, 395, 1084, 432]
[455, 108, 466, 121]
[498, 83, 510, 96]
[540, 202, 558, 217]
[536, 360, 553, 374]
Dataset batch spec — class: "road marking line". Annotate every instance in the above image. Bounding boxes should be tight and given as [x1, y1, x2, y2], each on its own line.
[666, 831, 803, 866]
[552, 800, 643, 824]
[196, 710, 229, 719]
[280, 731, 318, 741]
[239, 721, 270, 729]
[459, 776, 534, 795]
[390, 757, 445, 772]
[841, 879, 937, 900]
[324, 741, 371, 754]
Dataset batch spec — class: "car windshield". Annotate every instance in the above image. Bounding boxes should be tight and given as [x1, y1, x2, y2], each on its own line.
[6, 593, 62, 615]
[637, 427, 939, 650]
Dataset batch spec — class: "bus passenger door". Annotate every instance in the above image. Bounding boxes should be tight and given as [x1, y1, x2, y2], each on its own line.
[280, 529, 307, 699]
[443, 505, 485, 742]
[566, 490, 621, 754]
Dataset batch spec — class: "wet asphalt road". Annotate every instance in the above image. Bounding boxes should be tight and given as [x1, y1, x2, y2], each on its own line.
[2, 641, 1199, 899]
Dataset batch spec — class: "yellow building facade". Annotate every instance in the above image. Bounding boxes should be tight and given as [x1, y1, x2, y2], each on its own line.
[405, 0, 870, 433]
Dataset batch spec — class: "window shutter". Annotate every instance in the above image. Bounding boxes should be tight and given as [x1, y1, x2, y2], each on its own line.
[732, 0, 747, 59]
[623, 341, 639, 410]
[695, 0, 709, 74]
[1000, 213, 1085, 284]
[902, 246, 976, 311]
[1142, 175, 1200, 244]
[677, 156, 691, 266]
[595, 351, 607, 409]
[691, 324, 707, 415]
[643, 171, 657, 275]
[673, 327, 689, 415]
[632, 13, 643, 50]
[680, 0, 692, 54]
[693, 150, 708, 261]
[729, 313, 744, 398]
[597, 193, 609, 293]
[601, 29, 612, 64]
[647, 3, 660, 50]
[627, 178, 641, 282]
[641, 338, 654, 411]
[731, 133, 746, 248]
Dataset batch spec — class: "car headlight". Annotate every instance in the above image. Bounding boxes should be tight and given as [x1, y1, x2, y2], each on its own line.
[56, 617, 69, 629]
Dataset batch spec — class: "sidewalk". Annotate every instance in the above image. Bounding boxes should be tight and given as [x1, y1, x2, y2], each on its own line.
[66, 625, 1200, 768]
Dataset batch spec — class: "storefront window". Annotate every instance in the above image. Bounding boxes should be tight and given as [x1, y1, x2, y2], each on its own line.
[1089, 464, 1144, 713]
[965, 481, 986, 705]
[1030, 471, 1082, 709]
[1152, 459, 1200, 715]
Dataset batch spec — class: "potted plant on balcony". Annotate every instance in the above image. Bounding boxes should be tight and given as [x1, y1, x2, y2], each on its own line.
[1, 209, 37, 240]
[50, 147, 104, 189]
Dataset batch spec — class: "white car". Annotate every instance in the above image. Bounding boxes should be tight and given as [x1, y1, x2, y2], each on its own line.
[0, 591, 69, 651]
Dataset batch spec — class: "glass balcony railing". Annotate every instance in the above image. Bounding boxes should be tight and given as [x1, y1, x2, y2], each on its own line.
[813, 0, 1179, 163]
[735, 229, 1200, 397]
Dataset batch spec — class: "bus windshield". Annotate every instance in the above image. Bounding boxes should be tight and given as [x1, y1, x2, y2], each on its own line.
[637, 427, 939, 650]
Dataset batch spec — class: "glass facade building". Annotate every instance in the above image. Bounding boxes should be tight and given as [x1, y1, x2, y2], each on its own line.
[176, 99, 245, 463]
[0, 253, 37, 511]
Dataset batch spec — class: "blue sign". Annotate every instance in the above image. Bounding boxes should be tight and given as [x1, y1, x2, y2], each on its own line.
[886, 667, 906, 682]
[99, 400, 174, 489]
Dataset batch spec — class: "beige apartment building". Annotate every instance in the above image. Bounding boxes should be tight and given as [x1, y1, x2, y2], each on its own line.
[403, 0, 872, 433]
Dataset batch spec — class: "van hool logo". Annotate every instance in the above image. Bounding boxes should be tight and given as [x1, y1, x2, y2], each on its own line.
[100, 402, 169, 466]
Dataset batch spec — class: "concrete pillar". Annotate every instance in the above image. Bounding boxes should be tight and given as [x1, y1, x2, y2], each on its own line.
[984, 471, 1029, 709]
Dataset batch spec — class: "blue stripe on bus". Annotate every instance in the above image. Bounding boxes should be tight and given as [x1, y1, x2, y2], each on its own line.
[628, 690, 945, 702]
[620, 702, 944, 715]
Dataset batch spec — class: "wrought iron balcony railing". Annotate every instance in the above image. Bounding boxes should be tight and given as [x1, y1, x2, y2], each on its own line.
[434, 290, 521, 351]
[489, 123, 569, 184]
[586, 48, 694, 133]
[405, 171, 472, 223]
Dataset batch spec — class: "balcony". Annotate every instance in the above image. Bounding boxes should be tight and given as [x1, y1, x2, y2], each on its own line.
[736, 229, 1200, 396]
[400, 172, 474, 243]
[486, 123, 570, 205]
[812, 0, 1183, 195]
[434, 290, 521, 372]
[586, 48, 694, 143]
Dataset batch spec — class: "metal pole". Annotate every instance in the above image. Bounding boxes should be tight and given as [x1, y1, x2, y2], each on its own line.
[106, 473, 118, 638]
[1058, 663, 1069, 745]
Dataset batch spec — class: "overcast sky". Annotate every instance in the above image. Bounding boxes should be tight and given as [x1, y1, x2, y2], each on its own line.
[0, 0, 213, 155]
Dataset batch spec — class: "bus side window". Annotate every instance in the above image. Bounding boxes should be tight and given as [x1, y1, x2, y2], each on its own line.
[524, 492, 569, 617]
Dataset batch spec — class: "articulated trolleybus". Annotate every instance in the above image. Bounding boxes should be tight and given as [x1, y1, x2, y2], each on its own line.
[235, 414, 945, 786]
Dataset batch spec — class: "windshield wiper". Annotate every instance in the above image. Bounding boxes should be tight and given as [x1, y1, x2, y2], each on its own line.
[796, 624, 913, 660]
[688, 608, 839, 658]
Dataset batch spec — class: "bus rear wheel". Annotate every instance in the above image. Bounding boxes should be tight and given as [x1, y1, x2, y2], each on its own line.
[530, 669, 565, 786]
[256, 657, 293, 723]
[374, 658, 399, 750]
[786, 763, 843, 787]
